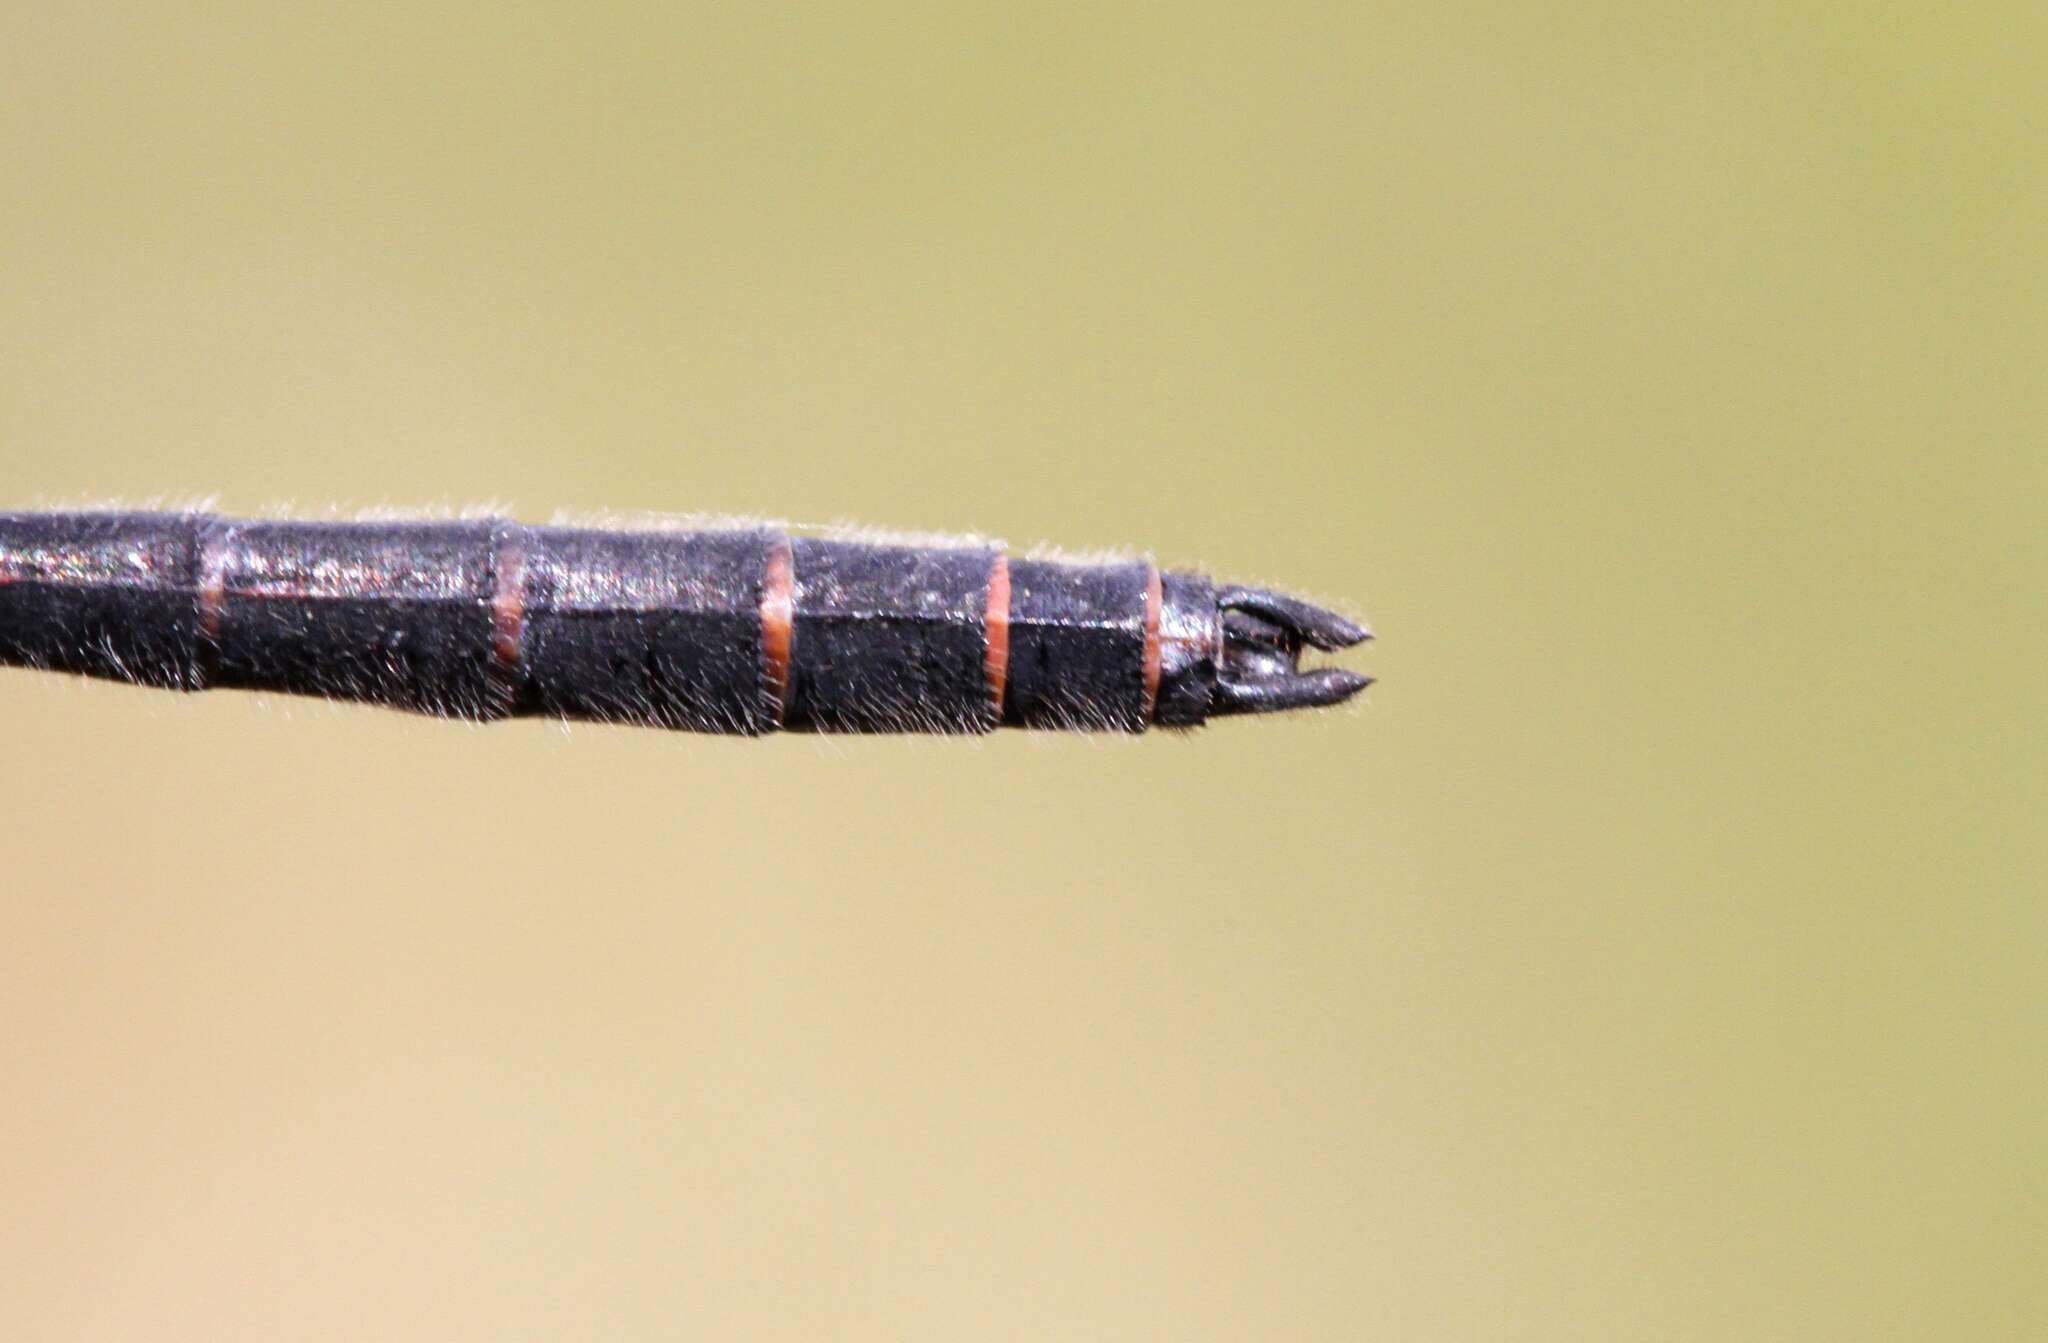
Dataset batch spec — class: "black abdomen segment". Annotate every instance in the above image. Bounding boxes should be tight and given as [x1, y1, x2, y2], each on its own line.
[0, 511, 205, 691]
[1002, 558, 1151, 731]
[0, 510, 1371, 733]
[785, 538, 997, 733]
[516, 526, 774, 734]
[204, 518, 505, 720]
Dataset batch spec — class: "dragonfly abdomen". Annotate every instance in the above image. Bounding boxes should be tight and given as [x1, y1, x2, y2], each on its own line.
[0, 510, 1371, 734]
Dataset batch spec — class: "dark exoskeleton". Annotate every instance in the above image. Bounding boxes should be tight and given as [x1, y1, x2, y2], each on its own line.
[0, 510, 1371, 735]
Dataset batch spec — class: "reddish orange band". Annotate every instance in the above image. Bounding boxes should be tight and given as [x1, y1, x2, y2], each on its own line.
[761, 536, 795, 724]
[985, 554, 1011, 724]
[491, 529, 526, 673]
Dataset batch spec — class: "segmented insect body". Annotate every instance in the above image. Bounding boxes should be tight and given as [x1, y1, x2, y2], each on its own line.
[0, 511, 1371, 734]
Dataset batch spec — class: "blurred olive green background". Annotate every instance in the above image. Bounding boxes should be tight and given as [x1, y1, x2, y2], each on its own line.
[1, 3, 2040, 1338]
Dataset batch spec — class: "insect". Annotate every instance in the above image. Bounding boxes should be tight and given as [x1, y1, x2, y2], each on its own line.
[0, 509, 1371, 734]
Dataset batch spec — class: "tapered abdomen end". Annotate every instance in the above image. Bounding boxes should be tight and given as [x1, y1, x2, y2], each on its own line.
[1207, 585, 1373, 718]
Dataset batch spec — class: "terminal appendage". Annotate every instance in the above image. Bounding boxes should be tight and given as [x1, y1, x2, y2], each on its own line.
[1210, 585, 1373, 717]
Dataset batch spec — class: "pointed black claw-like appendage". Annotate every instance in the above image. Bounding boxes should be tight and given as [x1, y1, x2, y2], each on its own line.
[1214, 586, 1373, 650]
[1209, 586, 1373, 718]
